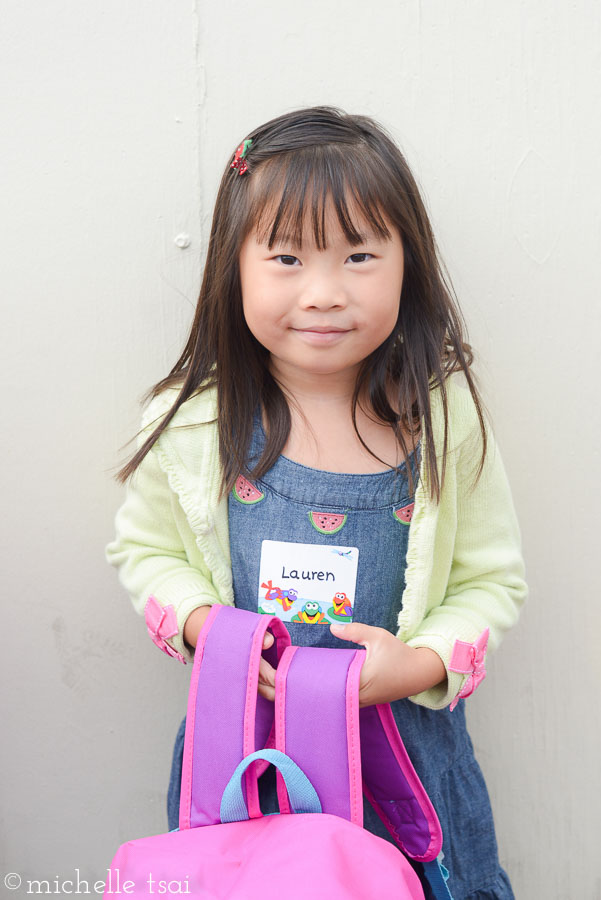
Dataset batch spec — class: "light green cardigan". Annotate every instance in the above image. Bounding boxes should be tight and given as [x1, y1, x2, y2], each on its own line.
[106, 379, 526, 710]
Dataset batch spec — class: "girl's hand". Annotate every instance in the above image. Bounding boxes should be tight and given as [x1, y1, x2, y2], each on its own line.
[330, 622, 446, 707]
[183, 606, 276, 701]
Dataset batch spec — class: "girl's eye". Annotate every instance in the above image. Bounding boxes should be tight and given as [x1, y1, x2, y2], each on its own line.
[275, 255, 300, 266]
[348, 252, 373, 264]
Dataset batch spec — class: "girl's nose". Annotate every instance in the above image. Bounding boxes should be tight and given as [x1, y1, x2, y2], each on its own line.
[298, 276, 348, 310]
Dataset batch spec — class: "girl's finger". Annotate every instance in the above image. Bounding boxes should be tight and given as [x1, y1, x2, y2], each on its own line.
[258, 657, 276, 687]
[258, 657, 276, 702]
[330, 622, 371, 647]
[262, 630, 275, 650]
[257, 681, 275, 702]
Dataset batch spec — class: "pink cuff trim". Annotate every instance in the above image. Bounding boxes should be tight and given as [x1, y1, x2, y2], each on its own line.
[144, 595, 186, 664]
[448, 627, 489, 711]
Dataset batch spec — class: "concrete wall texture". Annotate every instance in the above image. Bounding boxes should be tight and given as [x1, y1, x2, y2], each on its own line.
[2, 1, 600, 897]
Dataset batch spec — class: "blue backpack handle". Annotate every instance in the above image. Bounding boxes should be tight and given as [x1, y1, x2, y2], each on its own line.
[220, 749, 322, 824]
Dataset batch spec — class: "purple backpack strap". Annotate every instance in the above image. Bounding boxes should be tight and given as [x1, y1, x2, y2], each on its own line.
[179, 605, 290, 830]
[360, 704, 442, 862]
[274, 645, 365, 824]
[274, 645, 443, 864]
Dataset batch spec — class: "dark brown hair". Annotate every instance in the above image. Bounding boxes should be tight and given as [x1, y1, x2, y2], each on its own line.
[116, 106, 487, 500]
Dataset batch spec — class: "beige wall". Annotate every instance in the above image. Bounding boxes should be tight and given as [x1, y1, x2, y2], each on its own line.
[3, 1, 600, 896]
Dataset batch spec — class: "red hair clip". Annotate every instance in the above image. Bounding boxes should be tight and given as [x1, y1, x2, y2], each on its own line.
[230, 138, 253, 175]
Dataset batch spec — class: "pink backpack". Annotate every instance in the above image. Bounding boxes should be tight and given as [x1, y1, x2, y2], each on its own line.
[104, 606, 453, 898]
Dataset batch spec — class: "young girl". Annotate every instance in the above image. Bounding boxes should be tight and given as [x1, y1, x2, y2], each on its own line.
[106, 106, 526, 899]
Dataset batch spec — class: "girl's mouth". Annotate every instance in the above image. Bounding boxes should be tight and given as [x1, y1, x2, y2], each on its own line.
[293, 328, 352, 345]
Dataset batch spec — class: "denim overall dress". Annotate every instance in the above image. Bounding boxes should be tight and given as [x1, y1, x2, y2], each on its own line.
[167, 413, 514, 900]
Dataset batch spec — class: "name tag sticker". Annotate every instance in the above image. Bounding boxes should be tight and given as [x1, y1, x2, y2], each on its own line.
[258, 539, 358, 624]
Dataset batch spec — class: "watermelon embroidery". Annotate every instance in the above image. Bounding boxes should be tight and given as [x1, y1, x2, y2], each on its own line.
[233, 475, 264, 505]
[392, 502, 414, 525]
[309, 511, 347, 535]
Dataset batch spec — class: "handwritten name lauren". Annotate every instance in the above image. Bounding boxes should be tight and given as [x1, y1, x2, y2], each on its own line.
[281, 566, 335, 582]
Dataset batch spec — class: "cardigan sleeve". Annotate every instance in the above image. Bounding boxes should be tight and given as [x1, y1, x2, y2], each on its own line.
[406, 416, 527, 709]
[105, 403, 222, 664]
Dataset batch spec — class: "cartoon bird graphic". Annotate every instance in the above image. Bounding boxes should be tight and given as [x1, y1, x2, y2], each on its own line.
[332, 591, 353, 618]
[261, 580, 298, 612]
[291, 601, 327, 624]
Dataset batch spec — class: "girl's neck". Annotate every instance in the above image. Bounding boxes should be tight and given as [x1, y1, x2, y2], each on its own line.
[282, 401, 408, 474]
[267, 368, 413, 474]
[271, 360, 361, 412]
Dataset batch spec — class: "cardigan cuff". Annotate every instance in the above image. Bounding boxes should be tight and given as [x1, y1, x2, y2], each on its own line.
[405, 633, 479, 711]
[140, 572, 230, 664]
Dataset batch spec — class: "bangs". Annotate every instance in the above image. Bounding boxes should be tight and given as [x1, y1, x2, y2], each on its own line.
[246, 145, 393, 250]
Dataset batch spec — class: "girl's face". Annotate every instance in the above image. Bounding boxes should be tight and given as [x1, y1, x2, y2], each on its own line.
[239, 201, 404, 391]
